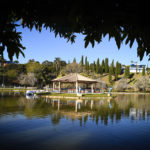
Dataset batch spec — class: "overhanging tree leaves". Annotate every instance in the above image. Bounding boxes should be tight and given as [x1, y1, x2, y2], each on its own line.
[1, 1, 150, 60]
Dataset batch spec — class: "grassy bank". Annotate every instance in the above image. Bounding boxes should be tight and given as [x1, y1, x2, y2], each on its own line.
[0, 88, 27, 92]
[36, 92, 114, 98]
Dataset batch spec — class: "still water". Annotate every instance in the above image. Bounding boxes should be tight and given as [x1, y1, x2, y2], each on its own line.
[0, 93, 150, 150]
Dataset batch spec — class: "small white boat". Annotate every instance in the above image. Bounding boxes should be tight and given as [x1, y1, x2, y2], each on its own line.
[26, 90, 35, 96]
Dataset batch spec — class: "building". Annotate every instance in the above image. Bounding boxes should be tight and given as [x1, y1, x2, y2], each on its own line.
[52, 73, 97, 93]
[122, 63, 147, 73]
[130, 63, 146, 73]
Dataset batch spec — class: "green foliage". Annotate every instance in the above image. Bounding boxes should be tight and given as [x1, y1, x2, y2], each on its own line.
[114, 61, 122, 80]
[7, 70, 17, 79]
[53, 58, 66, 74]
[99, 64, 103, 74]
[109, 67, 112, 84]
[96, 58, 100, 73]
[85, 56, 88, 71]
[0, 56, 123, 87]
[124, 66, 130, 78]
[42, 60, 53, 66]
[0, 17, 25, 60]
[73, 57, 76, 63]
[87, 61, 89, 72]
[111, 60, 115, 75]
[101, 60, 105, 74]
[1, 1, 150, 60]
[115, 62, 118, 80]
[92, 61, 96, 72]
[61, 62, 83, 74]
[117, 63, 122, 75]
[80, 56, 84, 66]
[142, 66, 145, 76]
[105, 58, 109, 73]
[25, 62, 41, 73]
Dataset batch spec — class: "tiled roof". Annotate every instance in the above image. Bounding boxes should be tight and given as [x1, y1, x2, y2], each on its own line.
[52, 73, 97, 83]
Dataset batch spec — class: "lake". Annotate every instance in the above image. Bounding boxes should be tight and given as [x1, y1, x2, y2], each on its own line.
[0, 93, 150, 150]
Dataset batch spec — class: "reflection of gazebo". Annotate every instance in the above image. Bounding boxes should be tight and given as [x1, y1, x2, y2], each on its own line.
[52, 73, 97, 93]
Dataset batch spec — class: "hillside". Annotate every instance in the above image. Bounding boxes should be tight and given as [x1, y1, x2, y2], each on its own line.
[99, 73, 149, 88]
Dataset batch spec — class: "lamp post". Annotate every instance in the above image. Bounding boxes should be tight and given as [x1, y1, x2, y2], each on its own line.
[0, 57, 5, 87]
[2, 63, 5, 88]
[1, 60, 6, 88]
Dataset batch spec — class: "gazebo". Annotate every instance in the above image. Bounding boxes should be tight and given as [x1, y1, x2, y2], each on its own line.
[52, 73, 97, 93]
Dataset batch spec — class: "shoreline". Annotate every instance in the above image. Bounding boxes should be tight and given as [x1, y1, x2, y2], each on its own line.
[0, 88, 150, 95]
[41, 95, 113, 99]
[109, 92, 150, 95]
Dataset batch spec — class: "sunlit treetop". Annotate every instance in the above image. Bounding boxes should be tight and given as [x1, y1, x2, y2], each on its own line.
[0, 0, 150, 60]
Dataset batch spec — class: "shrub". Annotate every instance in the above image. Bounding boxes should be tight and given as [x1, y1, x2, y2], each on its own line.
[114, 78, 128, 91]
[134, 76, 150, 91]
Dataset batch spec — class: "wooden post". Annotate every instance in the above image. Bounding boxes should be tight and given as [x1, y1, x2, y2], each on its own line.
[91, 83, 94, 93]
[76, 81, 78, 93]
[58, 100, 60, 111]
[53, 82, 55, 91]
[75, 100, 77, 112]
[91, 100, 93, 109]
[59, 82, 61, 93]
[95, 83, 96, 93]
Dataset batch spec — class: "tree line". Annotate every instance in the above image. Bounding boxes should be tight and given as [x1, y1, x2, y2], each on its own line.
[0, 57, 66, 87]
[0, 56, 147, 87]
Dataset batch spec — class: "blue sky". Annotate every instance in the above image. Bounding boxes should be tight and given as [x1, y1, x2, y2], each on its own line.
[4, 26, 150, 66]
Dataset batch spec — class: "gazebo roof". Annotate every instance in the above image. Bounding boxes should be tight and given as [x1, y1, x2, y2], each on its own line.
[52, 73, 97, 83]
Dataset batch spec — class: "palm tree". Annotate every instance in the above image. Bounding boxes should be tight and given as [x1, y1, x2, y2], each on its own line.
[54, 57, 61, 72]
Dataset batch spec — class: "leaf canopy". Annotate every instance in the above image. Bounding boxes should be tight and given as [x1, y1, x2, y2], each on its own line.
[0, 0, 150, 60]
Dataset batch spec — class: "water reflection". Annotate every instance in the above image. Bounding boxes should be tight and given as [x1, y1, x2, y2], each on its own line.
[26, 94, 40, 99]
[0, 94, 150, 126]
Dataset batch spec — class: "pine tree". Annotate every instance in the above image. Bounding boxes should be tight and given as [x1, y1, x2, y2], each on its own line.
[124, 66, 130, 78]
[117, 62, 122, 75]
[73, 57, 76, 63]
[85, 56, 87, 66]
[128, 66, 130, 77]
[109, 67, 112, 84]
[142, 66, 145, 76]
[101, 59, 105, 74]
[87, 61, 89, 72]
[99, 64, 103, 74]
[85, 56, 88, 71]
[80, 55, 84, 66]
[105, 58, 109, 73]
[111, 59, 115, 75]
[115, 61, 118, 80]
[93, 61, 96, 72]
[96, 58, 100, 73]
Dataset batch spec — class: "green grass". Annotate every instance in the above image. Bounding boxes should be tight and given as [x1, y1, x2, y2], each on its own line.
[37, 92, 111, 97]
[37, 92, 77, 97]
[82, 93, 109, 97]
[0, 88, 27, 92]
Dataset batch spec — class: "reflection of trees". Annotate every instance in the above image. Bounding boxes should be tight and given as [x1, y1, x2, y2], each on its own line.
[1, 95, 150, 126]
[51, 112, 61, 125]
[90, 100, 122, 125]
[0, 96, 24, 115]
[116, 94, 150, 112]
[124, 101, 134, 117]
